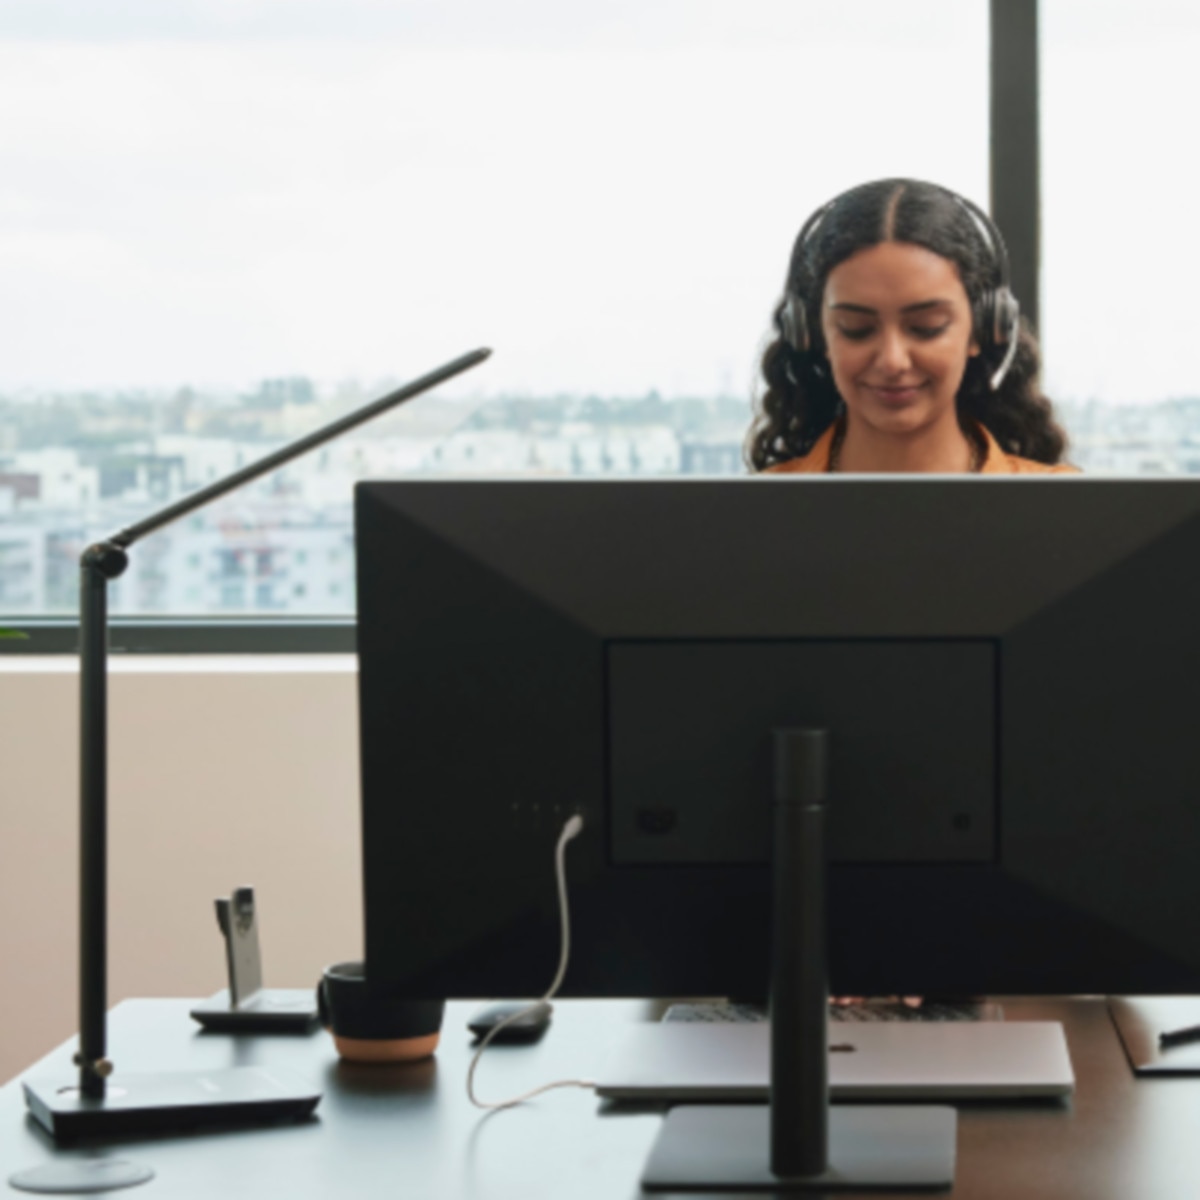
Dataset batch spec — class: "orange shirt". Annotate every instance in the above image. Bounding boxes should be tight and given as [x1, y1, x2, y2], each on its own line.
[763, 422, 1079, 475]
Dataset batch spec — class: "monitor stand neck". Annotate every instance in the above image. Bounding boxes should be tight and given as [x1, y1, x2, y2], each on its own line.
[769, 728, 831, 1176]
[640, 728, 957, 1192]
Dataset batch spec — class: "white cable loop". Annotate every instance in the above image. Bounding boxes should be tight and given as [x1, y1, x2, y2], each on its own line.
[467, 813, 595, 1110]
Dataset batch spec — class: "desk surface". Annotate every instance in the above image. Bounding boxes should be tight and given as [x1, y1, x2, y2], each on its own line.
[4, 997, 1199, 1199]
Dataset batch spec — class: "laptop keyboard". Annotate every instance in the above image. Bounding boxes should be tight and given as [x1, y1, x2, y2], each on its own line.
[662, 1000, 1003, 1024]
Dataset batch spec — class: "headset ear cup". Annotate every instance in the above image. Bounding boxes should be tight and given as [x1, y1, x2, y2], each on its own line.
[994, 288, 1020, 347]
[974, 291, 998, 354]
[975, 287, 1020, 350]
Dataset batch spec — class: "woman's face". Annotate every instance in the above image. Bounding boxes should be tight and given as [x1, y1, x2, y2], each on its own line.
[818, 241, 979, 439]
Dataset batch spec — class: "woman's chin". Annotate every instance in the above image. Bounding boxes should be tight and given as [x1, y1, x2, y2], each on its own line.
[859, 405, 937, 437]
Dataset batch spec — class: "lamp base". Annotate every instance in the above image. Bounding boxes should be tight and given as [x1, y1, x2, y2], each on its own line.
[10, 1159, 154, 1194]
[21, 1066, 320, 1141]
[641, 1104, 956, 1191]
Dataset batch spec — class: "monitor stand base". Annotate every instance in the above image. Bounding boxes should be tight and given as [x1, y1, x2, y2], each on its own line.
[642, 1104, 957, 1191]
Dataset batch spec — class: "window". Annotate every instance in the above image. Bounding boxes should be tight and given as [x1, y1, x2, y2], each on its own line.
[1043, 0, 1200, 473]
[0, 1, 986, 626]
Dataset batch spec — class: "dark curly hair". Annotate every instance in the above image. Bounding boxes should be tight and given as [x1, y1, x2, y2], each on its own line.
[746, 179, 1069, 471]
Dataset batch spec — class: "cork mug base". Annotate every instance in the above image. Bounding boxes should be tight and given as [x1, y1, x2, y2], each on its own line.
[332, 1031, 441, 1063]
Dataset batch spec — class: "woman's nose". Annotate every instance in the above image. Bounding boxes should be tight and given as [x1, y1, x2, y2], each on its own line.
[874, 327, 912, 376]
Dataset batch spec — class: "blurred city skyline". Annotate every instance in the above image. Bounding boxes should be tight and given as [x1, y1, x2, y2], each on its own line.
[2, 380, 1198, 618]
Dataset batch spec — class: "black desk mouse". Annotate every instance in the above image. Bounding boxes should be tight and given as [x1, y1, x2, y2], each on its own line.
[467, 1001, 552, 1043]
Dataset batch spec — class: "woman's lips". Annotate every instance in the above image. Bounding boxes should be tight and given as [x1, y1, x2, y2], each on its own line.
[869, 384, 923, 405]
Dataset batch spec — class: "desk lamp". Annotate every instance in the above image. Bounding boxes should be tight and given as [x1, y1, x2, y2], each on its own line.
[11, 348, 490, 1195]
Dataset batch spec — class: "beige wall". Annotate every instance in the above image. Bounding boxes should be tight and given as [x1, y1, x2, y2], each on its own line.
[0, 657, 363, 1085]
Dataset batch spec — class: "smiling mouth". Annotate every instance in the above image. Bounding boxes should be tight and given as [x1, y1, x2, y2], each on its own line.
[869, 384, 924, 405]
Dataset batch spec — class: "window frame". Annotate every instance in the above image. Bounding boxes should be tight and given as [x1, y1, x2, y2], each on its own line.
[0, 617, 355, 655]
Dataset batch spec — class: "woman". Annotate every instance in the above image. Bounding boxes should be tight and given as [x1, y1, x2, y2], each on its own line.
[747, 178, 1076, 475]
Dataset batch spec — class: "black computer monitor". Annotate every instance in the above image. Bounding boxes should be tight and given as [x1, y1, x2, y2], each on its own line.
[355, 477, 1200, 1000]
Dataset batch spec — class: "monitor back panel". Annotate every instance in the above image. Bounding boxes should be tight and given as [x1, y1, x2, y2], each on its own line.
[355, 478, 1200, 999]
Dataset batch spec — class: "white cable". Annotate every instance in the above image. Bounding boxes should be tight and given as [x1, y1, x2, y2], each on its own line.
[466, 813, 596, 1110]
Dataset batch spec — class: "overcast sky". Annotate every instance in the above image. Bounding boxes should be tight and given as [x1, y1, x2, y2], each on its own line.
[0, 1, 1195, 405]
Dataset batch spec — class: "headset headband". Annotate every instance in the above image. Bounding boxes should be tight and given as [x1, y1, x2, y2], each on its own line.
[781, 182, 1021, 392]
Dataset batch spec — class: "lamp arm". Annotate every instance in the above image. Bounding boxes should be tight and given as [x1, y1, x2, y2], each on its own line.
[110, 348, 490, 551]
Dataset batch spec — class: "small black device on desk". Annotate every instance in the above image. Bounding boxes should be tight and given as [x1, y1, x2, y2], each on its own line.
[467, 1002, 553, 1043]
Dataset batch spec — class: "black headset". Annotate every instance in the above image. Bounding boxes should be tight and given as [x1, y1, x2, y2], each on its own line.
[779, 183, 1021, 392]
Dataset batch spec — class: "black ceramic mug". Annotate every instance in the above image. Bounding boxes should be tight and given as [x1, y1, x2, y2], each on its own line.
[317, 961, 445, 1063]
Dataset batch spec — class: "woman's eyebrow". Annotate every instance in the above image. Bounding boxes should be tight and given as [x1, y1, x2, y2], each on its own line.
[828, 299, 954, 315]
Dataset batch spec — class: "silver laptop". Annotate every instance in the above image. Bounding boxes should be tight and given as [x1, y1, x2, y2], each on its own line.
[595, 1020, 1074, 1101]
